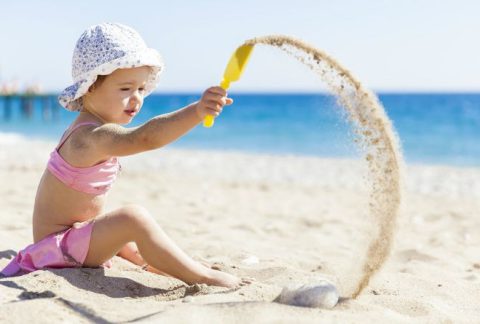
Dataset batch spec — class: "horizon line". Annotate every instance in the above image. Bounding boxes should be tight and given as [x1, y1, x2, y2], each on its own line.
[2, 91, 480, 97]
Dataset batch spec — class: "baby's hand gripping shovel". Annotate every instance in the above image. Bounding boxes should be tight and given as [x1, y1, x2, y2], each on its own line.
[203, 44, 254, 128]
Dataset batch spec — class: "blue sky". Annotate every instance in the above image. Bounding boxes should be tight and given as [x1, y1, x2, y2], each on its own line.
[0, 0, 479, 93]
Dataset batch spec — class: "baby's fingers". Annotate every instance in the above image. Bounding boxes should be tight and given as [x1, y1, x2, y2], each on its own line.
[204, 101, 223, 116]
[206, 86, 227, 96]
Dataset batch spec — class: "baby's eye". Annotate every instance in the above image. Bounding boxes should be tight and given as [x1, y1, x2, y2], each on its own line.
[121, 88, 130, 91]
[139, 87, 145, 92]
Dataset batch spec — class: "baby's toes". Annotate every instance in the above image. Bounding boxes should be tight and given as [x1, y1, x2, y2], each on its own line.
[239, 277, 255, 286]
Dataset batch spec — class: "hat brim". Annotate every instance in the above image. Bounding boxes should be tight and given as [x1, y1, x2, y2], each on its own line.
[58, 48, 164, 112]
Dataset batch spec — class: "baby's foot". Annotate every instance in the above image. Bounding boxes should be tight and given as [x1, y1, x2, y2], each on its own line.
[202, 269, 253, 288]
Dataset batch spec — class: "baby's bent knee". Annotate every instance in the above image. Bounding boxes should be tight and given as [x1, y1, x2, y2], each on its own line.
[117, 204, 155, 230]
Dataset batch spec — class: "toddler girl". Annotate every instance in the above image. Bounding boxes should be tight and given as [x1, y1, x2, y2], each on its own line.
[1, 22, 249, 288]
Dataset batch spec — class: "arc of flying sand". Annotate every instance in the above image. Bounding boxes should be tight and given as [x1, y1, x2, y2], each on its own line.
[243, 35, 404, 298]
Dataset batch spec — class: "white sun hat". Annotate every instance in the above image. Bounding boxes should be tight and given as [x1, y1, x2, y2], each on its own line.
[58, 22, 164, 111]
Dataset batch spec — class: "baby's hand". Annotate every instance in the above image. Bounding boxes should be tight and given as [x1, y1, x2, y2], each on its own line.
[195, 86, 233, 120]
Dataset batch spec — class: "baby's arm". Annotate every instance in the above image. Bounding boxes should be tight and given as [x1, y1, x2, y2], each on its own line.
[89, 86, 232, 157]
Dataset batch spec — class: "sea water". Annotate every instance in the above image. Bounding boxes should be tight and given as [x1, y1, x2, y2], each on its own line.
[0, 93, 479, 166]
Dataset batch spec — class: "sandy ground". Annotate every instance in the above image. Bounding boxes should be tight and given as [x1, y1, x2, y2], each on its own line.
[0, 136, 479, 323]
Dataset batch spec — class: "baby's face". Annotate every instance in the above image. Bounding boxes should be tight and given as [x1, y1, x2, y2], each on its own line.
[87, 66, 151, 124]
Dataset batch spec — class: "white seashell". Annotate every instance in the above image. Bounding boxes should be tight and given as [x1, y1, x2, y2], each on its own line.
[275, 280, 339, 309]
[241, 255, 259, 265]
[183, 296, 194, 303]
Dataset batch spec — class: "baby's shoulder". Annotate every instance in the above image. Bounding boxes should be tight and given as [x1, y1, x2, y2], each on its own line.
[63, 123, 99, 151]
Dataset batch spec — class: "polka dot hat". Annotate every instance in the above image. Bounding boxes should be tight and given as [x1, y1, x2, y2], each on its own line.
[58, 22, 164, 111]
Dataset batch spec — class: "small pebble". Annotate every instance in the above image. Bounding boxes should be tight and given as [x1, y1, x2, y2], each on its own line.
[275, 280, 339, 309]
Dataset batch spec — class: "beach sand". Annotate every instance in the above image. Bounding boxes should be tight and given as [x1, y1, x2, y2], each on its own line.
[0, 137, 479, 323]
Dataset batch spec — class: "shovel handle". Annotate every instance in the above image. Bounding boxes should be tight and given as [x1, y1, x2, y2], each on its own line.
[203, 115, 215, 128]
[202, 80, 230, 128]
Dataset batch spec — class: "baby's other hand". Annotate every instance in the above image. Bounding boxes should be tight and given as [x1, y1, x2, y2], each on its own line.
[195, 86, 233, 120]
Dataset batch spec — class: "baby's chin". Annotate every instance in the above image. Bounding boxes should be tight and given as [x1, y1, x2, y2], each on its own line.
[119, 119, 134, 126]
[117, 115, 136, 125]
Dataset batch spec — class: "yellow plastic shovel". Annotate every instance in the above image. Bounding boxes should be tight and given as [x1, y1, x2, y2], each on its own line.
[203, 44, 254, 128]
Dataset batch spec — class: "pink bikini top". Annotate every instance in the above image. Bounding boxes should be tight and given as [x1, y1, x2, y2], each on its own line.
[47, 122, 121, 195]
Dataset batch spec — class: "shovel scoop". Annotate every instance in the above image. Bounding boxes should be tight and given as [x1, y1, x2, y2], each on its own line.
[203, 44, 254, 128]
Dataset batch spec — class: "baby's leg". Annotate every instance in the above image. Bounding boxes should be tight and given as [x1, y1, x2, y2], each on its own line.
[83, 205, 245, 288]
[116, 242, 173, 276]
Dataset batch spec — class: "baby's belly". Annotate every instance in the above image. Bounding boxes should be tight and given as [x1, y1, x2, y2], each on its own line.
[32, 171, 106, 242]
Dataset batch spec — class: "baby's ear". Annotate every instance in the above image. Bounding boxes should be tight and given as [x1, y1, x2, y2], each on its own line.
[88, 75, 106, 93]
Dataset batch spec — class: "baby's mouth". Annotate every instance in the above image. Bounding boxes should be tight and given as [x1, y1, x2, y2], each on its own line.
[124, 109, 138, 117]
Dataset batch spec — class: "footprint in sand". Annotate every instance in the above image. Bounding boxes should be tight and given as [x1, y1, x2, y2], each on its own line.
[380, 298, 431, 317]
[3, 223, 29, 231]
[395, 249, 438, 263]
[463, 274, 477, 281]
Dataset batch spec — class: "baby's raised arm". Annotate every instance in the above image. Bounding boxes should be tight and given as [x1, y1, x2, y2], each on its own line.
[89, 87, 232, 158]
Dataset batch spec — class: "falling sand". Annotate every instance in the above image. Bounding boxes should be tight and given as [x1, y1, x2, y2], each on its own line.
[245, 36, 403, 298]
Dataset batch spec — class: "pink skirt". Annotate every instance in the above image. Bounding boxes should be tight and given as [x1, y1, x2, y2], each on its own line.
[1, 220, 111, 276]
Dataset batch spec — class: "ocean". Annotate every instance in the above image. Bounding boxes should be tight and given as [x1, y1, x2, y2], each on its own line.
[0, 93, 479, 167]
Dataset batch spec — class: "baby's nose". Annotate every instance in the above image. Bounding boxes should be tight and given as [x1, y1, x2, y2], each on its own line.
[134, 89, 143, 99]
[128, 96, 142, 108]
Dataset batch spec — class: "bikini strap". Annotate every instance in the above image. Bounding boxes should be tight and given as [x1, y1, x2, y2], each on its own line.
[56, 122, 101, 150]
